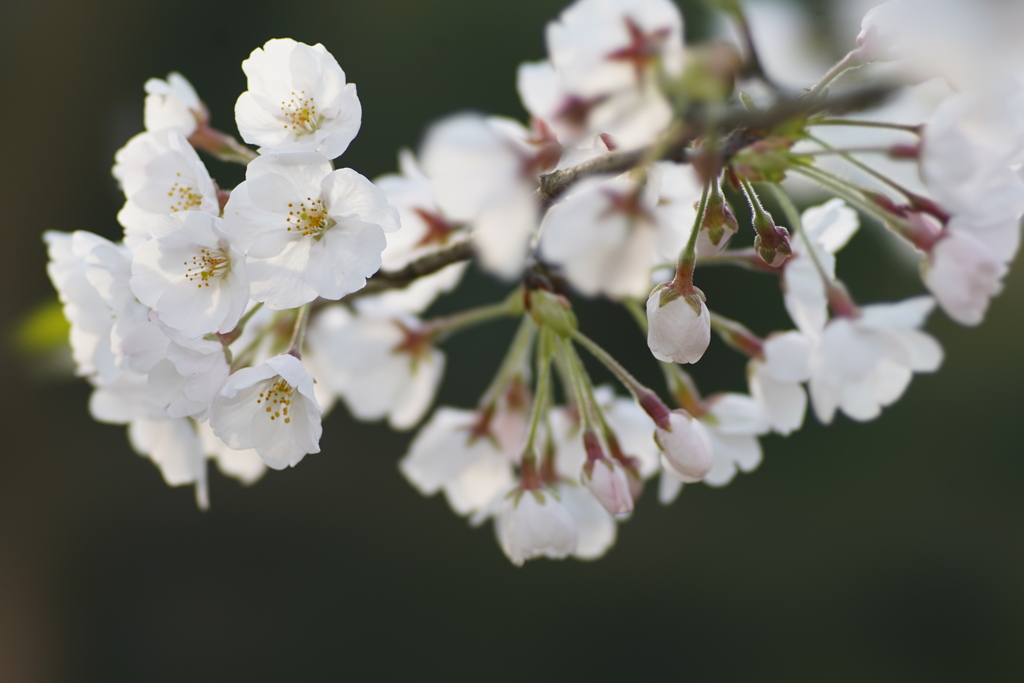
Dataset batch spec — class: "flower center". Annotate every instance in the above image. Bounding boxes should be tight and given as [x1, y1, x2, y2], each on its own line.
[256, 378, 294, 424]
[279, 91, 323, 135]
[184, 247, 230, 288]
[286, 198, 335, 239]
[606, 16, 672, 86]
[168, 172, 203, 212]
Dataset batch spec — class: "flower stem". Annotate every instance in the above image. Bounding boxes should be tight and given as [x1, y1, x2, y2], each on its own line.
[804, 134, 946, 221]
[809, 118, 922, 135]
[696, 249, 783, 274]
[672, 180, 712, 289]
[796, 146, 903, 156]
[791, 164, 905, 229]
[189, 125, 258, 165]
[569, 329, 670, 427]
[806, 50, 863, 99]
[660, 363, 704, 418]
[709, 311, 764, 358]
[768, 183, 859, 318]
[287, 304, 311, 359]
[521, 327, 556, 465]
[767, 182, 833, 283]
[478, 315, 536, 411]
[428, 288, 524, 343]
[555, 337, 596, 431]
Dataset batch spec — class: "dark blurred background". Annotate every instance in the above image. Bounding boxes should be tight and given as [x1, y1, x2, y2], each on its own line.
[2, 0, 1024, 680]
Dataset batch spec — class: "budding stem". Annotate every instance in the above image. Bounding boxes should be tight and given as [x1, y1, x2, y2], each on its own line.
[189, 125, 259, 165]
[428, 288, 524, 343]
[768, 183, 831, 280]
[791, 164, 910, 231]
[555, 337, 597, 431]
[809, 118, 923, 135]
[478, 315, 536, 412]
[696, 248, 784, 274]
[569, 329, 671, 427]
[805, 134, 947, 222]
[806, 50, 863, 99]
[769, 184, 860, 318]
[796, 146, 908, 157]
[708, 311, 764, 358]
[672, 179, 712, 291]
[520, 327, 556, 467]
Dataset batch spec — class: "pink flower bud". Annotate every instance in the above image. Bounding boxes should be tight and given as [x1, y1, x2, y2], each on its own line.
[654, 410, 714, 482]
[582, 458, 634, 516]
[646, 285, 711, 365]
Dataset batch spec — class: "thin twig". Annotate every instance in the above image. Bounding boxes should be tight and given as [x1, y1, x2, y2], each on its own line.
[537, 84, 895, 206]
[356, 240, 475, 296]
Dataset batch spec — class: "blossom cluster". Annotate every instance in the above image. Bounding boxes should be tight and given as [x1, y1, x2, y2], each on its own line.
[44, 0, 1022, 565]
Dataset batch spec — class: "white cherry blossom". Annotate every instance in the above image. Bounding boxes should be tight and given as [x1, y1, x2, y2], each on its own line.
[44, 231, 149, 385]
[88, 371, 165, 425]
[542, 170, 685, 299]
[546, 0, 684, 99]
[921, 84, 1024, 221]
[196, 420, 267, 486]
[516, 58, 673, 150]
[923, 230, 1008, 326]
[130, 212, 249, 338]
[235, 38, 361, 159]
[420, 113, 550, 280]
[782, 199, 860, 335]
[496, 488, 578, 566]
[112, 130, 219, 248]
[122, 316, 230, 420]
[400, 407, 516, 518]
[144, 72, 204, 137]
[853, 0, 1024, 87]
[306, 306, 444, 430]
[210, 354, 323, 470]
[557, 482, 617, 560]
[747, 330, 812, 436]
[700, 394, 770, 487]
[222, 151, 398, 309]
[365, 149, 469, 314]
[809, 297, 943, 424]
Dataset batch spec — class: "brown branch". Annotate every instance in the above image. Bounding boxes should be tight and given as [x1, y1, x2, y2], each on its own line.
[356, 239, 475, 296]
[343, 87, 895, 299]
[537, 84, 895, 206]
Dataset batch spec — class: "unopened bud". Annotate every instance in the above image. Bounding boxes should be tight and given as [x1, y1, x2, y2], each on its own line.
[581, 447, 634, 517]
[697, 186, 739, 258]
[654, 410, 714, 483]
[752, 214, 792, 267]
[646, 284, 711, 365]
[526, 288, 577, 337]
